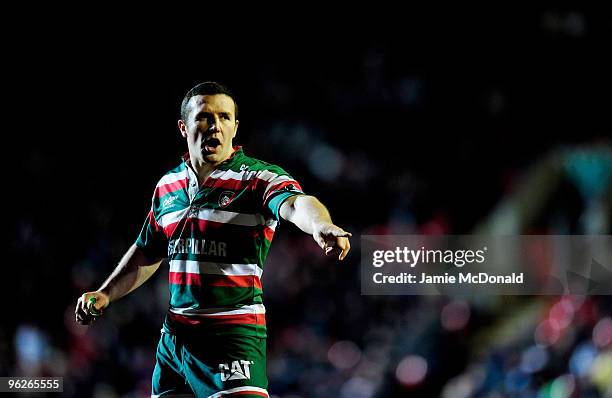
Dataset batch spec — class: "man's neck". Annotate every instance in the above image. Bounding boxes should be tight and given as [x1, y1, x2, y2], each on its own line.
[191, 160, 215, 185]
[189, 148, 235, 185]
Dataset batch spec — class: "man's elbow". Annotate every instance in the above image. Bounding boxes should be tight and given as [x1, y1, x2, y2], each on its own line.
[279, 196, 298, 222]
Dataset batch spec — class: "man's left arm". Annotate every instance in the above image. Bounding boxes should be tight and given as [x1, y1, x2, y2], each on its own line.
[279, 195, 352, 260]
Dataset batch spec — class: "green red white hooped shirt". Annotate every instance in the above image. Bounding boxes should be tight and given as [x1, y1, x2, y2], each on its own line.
[135, 146, 304, 337]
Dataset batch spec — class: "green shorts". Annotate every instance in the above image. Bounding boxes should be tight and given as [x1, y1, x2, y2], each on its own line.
[151, 331, 268, 397]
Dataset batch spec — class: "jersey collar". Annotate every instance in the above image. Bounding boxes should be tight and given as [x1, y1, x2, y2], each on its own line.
[181, 146, 245, 171]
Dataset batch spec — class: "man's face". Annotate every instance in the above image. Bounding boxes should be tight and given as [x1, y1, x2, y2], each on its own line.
[179, 94, 239, 166]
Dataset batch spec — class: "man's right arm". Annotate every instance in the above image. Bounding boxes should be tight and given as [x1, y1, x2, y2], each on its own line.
[75, 244, 163, 325]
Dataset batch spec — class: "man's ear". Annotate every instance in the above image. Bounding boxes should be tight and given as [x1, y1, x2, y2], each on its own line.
[178, 119, 188, 138]
[232, 120, 239, 139]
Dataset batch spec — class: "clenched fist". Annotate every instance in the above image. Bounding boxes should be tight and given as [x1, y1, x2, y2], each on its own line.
[75, 291, 110, 325]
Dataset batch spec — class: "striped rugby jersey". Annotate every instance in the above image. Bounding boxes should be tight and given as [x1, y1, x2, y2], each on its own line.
[136, 146, 304, 338]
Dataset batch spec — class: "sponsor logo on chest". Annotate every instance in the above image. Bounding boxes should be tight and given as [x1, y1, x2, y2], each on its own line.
[162, 195, 178, 208]
[168, 239, 227, 256]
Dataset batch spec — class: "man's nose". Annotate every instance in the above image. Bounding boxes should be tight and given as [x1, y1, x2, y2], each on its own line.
[208, 115, 221, 132]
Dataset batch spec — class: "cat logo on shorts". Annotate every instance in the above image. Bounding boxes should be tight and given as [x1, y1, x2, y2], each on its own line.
[218, 191, 236, 208]
[219, 360, 253, 381]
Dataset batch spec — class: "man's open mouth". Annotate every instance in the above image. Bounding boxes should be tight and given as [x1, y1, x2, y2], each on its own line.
[203, 137, 221, 152]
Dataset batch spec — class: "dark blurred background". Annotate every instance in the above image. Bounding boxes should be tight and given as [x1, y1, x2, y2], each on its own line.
[4, 8, 612, 398]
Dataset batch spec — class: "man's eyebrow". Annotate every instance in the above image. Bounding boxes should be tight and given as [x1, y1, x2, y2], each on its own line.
[194, 111, 232, 118]
[194, 111, 211, 119]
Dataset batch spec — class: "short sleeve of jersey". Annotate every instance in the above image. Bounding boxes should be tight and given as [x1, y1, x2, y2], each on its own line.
[135, 206, 168, 260]
[261, 168, 305, 220]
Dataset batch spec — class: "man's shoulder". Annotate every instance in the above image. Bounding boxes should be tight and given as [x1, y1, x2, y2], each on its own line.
[155, 161, 188, 187]
[165, 161, 187, 174]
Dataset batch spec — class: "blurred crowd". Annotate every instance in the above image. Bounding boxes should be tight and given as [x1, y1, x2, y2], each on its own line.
[5, 8, 612, 398]
[7, 138, 611, 398]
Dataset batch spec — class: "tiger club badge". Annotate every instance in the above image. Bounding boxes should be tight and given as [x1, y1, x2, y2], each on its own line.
[218, 191, 236, 208]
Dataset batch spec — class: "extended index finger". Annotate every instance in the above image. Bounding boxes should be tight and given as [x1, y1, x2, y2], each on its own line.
[339, 240, 351, 260]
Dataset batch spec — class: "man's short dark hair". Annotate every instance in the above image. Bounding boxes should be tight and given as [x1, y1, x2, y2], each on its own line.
[180, 81, 238, 121]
